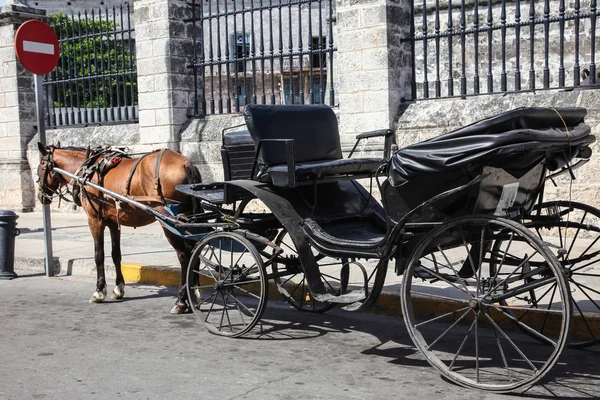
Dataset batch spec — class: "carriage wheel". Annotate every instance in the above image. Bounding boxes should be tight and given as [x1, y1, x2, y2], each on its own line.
[186, 231, 268, 338]
[525, 201, 600, 348]
[272, 230, 348, 313]
[401, 216, 572, 392]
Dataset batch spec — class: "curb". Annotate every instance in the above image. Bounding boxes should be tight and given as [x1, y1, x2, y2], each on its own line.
[14, 256, 600, 341]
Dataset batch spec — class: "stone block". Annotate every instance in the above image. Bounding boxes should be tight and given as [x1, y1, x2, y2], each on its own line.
[139, 125, 177, 145]
[152, 38, 171, 56]
[577, 89, 600, 112]
[360, 4, 387, 28]
[0, 106, 18, 123]
[136, 56, 170, 76]
[154, 74, 170, 91]
[337, 9, 360, 30]
[363, 90, 389, 112]
[0, 77, 18, 93]
[338, 70, 389, 93]
[339, 92, 364, 114]
[139, 109, 156, 127]
[338, 27, 388, 52]
[339, 111, 389, 135]
[137, 75, 155, 93]
[138, 90, 172, 110]
[337, 50, 362, 73]
[135, 40, 154, 59]
[135, 20, 170, 42]
[0, 123, 6, 137]
[362, 48, 388, 70]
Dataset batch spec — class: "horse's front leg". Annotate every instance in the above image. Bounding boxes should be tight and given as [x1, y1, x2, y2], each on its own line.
[89, 218, 108, 303]
[108, 222, 125, 300]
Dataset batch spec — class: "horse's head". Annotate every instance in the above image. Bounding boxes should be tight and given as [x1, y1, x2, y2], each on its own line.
[36, 142, 66, 205]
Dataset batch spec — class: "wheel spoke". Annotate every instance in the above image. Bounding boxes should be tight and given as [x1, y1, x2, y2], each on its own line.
[425, 308, 473, 351]
[491, 313, 513, 382]
[448, 318, 476, 371]
[414, 306, 471, 328]
[490, 304, 557, 347]
[436, 245, 472, 295]
[484, 313, 538, 372]
[571, 279, 600, 314]
[414, 263, 472, 298]
[232, 284, 262, 300]
[227, 291, 256, 318]
[571, 293, 597, 341]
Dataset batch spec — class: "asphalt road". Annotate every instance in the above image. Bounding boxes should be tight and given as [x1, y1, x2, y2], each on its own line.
[1, 274, 599, 400]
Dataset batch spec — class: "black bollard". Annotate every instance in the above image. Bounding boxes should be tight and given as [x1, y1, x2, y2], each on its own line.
[0, 210, 20, 280]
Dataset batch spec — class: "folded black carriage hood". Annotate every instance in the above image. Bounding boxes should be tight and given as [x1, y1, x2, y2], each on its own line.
[388, 107, 595, 186]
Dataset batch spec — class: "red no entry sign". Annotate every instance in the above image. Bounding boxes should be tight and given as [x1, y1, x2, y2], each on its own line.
[14, 20, 60, 75]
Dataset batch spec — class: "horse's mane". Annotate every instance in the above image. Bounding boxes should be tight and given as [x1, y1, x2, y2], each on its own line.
[59, 146, 88, 152]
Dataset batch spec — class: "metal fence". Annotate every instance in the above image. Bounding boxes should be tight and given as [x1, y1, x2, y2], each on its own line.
[44, 4, 137, 128]
[188, 0, 337, 116]
[408, 0, 599, 100]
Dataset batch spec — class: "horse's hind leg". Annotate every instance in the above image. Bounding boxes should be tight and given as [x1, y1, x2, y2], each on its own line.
[108, 222, 125, 299]
[88, 218, 108, 303]
[160, 227, 192, 314]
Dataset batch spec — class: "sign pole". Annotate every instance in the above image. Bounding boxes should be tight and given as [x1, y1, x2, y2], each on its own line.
[14, 20, 61, 277]
[34, 73, 54, 277]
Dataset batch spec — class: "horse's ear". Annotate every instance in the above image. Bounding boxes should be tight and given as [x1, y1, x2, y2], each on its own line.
[37, 142, 48, 156]
[56, 141, 61, 148]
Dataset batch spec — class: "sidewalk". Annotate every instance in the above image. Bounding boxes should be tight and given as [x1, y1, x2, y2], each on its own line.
[12, 210, 404, 314]
[14, 210, 181, 285]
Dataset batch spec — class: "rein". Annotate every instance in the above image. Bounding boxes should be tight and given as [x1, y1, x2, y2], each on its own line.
[38, 146, 75, 207]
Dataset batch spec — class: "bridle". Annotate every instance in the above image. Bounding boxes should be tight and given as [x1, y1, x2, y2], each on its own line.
[38, 146, 73, 205]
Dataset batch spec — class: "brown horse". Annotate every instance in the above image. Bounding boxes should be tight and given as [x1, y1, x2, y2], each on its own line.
[36, 142, 201, 314]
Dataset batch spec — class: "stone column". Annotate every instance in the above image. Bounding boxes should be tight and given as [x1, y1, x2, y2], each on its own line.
[336, 0, 412, 144]
[0, 1, 46, 211]
[134, 0, 195, 151]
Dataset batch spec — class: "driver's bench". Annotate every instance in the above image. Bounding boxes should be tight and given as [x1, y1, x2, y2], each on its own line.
[244, 104, 389, 187]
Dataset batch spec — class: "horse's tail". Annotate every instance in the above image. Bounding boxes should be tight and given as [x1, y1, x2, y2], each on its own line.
[184, 162, 203, 215]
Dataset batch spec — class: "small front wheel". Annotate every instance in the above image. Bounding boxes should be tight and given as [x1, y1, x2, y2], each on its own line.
[186, 231, 268, 338]
[401, 216, 572, 392]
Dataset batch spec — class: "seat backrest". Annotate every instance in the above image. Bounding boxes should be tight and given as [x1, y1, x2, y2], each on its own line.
[244, 104, 342, 166]
[221, 130, 255, 181]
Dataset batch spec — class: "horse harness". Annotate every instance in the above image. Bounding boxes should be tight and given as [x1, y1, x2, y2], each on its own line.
[42, 146, 171, 220]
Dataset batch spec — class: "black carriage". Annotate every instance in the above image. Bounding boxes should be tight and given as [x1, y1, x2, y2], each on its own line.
[172, 104, 600, 392]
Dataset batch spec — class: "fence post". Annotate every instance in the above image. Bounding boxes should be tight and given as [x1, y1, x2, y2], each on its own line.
[134, 0, 196, 151]
[336, 0, 413, 144]
[0, 1, 46, 211]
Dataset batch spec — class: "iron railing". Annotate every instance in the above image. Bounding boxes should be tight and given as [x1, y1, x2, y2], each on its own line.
[44, 4, 138, 127]
[409, 0, 599, 100]
[188, 0, 337, 116]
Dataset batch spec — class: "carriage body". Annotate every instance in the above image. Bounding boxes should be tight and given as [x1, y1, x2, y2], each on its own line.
[175, 105, 598, 393]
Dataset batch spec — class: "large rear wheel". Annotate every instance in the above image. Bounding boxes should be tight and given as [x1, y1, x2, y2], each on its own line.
[526, 201, 600, 348]
[401, 216, 572, 392]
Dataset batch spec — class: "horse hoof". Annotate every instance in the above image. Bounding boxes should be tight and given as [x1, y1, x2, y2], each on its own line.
[170, 302, 189, 314]
[89, 288, 107, 303]
[112, 283, 125, 300]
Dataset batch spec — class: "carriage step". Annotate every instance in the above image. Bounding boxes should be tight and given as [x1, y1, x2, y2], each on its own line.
[312, 289, 366, 305]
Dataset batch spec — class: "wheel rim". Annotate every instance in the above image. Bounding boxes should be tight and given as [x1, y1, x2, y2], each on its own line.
[186, 232, 267, 337]
[528, 201, 600, 348]
[401, 216, 572, 392]
[272, 230, 346, 313]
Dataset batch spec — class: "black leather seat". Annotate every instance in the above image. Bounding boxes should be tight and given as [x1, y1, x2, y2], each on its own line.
[244, 104, 385, 187]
